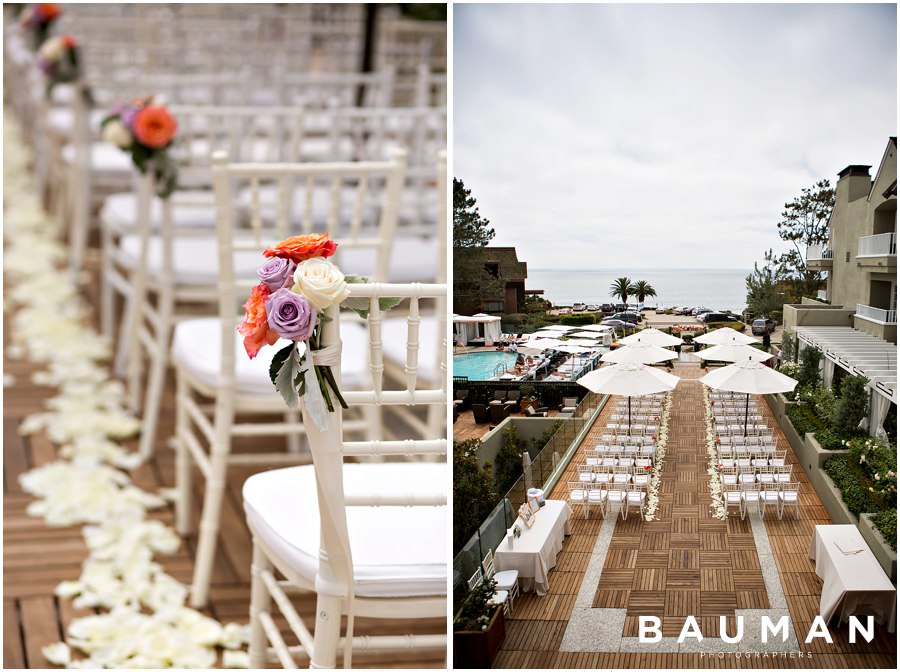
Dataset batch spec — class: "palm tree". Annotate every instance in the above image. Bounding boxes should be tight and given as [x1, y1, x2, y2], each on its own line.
[630, 280, 657, 305]
[609, 277, 632, 306]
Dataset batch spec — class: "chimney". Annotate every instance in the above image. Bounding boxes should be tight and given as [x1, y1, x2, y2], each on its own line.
[836, 165, 872, 202]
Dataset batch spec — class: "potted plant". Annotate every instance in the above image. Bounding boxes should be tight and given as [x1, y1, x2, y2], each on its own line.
[453, 578, 506, 668]
[518, 383, 540, 413]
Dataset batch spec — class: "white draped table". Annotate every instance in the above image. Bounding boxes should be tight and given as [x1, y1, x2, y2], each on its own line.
[494, 499, 572, 596]
[809, 524, 896, 633]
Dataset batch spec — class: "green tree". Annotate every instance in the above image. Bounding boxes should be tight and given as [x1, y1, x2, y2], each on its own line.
[453, 439, 498, 553]
[770, 179, 835, 296]
[630, 280, 657, 304]
[797, 346, 822, 388]
[453, 178, 495, 248]
[609, 277, 632, 305]
[745, 258, 786, 318]
[494, 426, 525, 493]
[832, 375, 869, 436]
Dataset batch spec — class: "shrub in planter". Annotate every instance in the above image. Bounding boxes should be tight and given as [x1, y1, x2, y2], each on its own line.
[807, 385, 836, 425]
[453, 578, 505, 669]
[824, 457, 876, 517]
[849, 435, 897, 502]
[797, 346, 822, 388]
[831, 375, 869, 437]
[873, 510, 897, 551]
[781, 330, 798, 363]
[453, 439, 498, 553]
[814, 428, 845, 450]
[707, 321, 746, 332]
[786, 404, 825, 435]
[559, 314, 595, 326]
[495, 426, 526, 493]
[531, 420, 562, 453]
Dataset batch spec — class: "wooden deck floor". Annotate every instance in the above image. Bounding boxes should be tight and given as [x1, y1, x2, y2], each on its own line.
[3, 262, 445, 669]
[493, 363, 896, 668]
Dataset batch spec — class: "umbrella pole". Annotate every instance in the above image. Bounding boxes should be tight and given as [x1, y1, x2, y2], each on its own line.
[629, 396, 632, 433]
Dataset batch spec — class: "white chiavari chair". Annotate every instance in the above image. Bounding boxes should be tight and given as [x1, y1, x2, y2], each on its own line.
[778, 482, 801, 519]
[568, 481, 588, 518]
[482, 548, 519, 615]
[241, 280, 448, 668]
[759, 482, 780, 517]
[172, 151, 407, 607]
[724, 483, 743, 517]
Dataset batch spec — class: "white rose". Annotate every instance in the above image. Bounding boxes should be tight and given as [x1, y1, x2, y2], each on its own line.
[39, 37, 65, 63]
[292, 257, 350, 310]
[102, 119, 133, 149]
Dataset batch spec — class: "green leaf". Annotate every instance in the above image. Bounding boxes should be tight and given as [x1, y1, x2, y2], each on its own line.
[269, 343, 295, 386]
[343, 295, 406, 319]
[273, 343, 302, 408]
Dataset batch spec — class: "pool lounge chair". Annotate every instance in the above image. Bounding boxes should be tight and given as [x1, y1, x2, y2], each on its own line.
[472, 403, 491, 424]
[490, 403, 510, 424]
[524, 405, 548, 418]
[561, 397, 578, 414]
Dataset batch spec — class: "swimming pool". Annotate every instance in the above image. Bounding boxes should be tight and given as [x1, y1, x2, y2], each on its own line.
[453, 351, 519, 380]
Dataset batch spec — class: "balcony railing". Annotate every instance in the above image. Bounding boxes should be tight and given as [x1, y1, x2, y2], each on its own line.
[858, 232, 897, 257]
[806, 244, 833, 261]
[856, 303, 897, 325]
[816, 289, 828, 301]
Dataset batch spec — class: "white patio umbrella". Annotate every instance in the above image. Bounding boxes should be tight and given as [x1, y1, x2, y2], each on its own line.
[699, 359, 798, 435]
[519, 337, 567, 355]
[569, 331, 605, 339]
[694, 327, 758, 346]
[564, 337, 604, 346]
[578, 363, 680, 431]
[601, 342, 678, 365]
[620, 328, 683, 348]
[538, 325, 575, 332]
[578, 324, 613, 331]
[695, 343, 772, 363]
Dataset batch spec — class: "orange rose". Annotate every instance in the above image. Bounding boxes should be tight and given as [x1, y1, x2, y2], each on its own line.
[61, 35, 76, 48]
[263, 234, 337, 263]
[133, 105, 177, 149]
[37, 4, 61, 20]
[238, 283, 278, 359]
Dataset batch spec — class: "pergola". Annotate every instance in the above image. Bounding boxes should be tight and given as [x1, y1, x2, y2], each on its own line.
[795, 326, 897, 435]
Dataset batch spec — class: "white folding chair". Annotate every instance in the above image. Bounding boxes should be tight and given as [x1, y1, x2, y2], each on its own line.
[568, 481, 588, 518]
[624, 483, 647, 520]
[758, 482, 780, 517]
[244, 279, 447, 668]
[482, 548, 519, 615]
[587, 482, 608, 518]
[723, 483, 743, 517]
[778, 482, 801, 520]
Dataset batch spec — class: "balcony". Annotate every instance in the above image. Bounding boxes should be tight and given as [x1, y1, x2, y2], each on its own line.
[856, 303, 897, 325]
[857, 232, 897, 271]
[805, 243, 833, 270]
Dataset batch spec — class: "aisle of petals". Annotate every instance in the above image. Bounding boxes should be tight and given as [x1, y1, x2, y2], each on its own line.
[4, 114, 250, 668]
[643, 391, 672, 521]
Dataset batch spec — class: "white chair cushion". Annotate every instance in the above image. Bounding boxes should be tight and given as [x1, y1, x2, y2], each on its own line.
[243, 462, 446, 598]
[336, 236, 439, 283]
[492, 569, 519, 590]
[117, 234, 261, 284]
[46, 107, 107, 137]
[172, 317, 369, 396]
[101, 190, 218, 232]
[379, 317, 439, 381]
[62, 142, 134, 173]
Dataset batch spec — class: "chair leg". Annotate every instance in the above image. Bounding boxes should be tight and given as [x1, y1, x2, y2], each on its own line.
[174, 372, 193, 535]
[190, 401, 233, 608]
[99, 224, 116, 341]
[138, 324, 172, 460]
[248, 540, 273, 669]
[67, 164, 90, 283]
[311, 592, 344, 669]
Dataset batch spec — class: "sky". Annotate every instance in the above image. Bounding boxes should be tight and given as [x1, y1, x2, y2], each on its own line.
[454, 3, 897, 271]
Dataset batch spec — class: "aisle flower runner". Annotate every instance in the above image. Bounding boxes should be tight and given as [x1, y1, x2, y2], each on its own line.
[704, 389, 727, 520]
[4, 115, 250, 668]
[643, 391, 672, 520]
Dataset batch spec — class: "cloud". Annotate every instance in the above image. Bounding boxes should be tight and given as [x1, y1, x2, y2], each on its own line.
[454, 3, 897, 271]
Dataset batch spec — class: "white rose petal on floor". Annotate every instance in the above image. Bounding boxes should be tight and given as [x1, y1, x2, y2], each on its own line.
[4, 114, 251, 668]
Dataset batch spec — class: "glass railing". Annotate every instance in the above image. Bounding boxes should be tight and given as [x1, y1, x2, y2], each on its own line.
[856, 304, 897, 325]
[858, 232, 897, 257]
[452, 390, 605, 609]
[806, 244, 833, 261]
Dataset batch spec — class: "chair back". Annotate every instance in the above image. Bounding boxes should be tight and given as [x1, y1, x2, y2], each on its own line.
[467, 568, 484, 592]
[482, 549, 497, 580]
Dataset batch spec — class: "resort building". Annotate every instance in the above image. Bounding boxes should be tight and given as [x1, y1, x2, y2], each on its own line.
[456, 246, 531, 315]
[787, 137, 897, 434]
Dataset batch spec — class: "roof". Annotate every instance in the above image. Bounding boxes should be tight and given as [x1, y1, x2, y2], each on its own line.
[482, 247, 527, 281]
[869, 136, 898, 202]
[794, 326, 897, 403]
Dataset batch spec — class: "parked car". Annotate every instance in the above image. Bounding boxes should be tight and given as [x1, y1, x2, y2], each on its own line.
[751, 318, 777, 335]
[601, 318, 634, 332]
[700, 312, 740, 324]
[614, 303, 626, 312]
[585, 304, 600, 312]
[572, 302, 586, 311]
[677, 307, 694, 315]
[611, 312, 640, 324]
[600, 303, 615, 313]
[691, 306, 711, 316]
[558, 307, 572, 315]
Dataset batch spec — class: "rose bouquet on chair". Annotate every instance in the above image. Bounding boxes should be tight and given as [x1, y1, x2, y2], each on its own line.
[20, 3, 61, 50]
[239, 233, 399, 431]
[100, 96, 179, 198]
[37, 35, 85, 98]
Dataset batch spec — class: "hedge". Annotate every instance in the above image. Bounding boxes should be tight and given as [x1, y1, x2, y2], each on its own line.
[823, 457, 878, 517]
[873, 510, 897, 550]
[786, 404, 825, 436]
[706, 321, 746, 332]
[559, 314, 596, 326]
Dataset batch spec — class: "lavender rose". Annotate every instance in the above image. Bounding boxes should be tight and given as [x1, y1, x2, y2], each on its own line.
[266, 288, 317, 341]
[256, 257, 295, 291]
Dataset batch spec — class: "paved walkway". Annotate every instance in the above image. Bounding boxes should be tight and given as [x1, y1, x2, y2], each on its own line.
[494, 363, 896, 668]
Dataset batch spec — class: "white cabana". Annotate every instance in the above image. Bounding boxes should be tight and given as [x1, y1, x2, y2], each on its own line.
[453, 313, 502, 347]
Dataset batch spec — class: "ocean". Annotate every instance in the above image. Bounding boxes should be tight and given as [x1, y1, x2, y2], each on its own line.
[527, 268, 750, 313]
